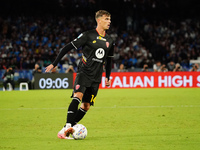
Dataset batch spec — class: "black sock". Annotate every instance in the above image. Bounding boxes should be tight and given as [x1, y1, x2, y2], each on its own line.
[66, 97, 81, 124]
[72, 107, 87, 126]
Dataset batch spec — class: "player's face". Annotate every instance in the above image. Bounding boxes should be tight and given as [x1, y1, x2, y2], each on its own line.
[99, 15, 111, 30]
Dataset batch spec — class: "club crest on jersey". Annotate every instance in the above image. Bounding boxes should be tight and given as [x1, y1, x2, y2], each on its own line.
[76, 84, 80, 90]
[106, 42, 109, 48]
[95, 48, 105, 59]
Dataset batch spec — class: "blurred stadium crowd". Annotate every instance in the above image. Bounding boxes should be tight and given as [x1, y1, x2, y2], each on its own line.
[0, 0, 200, 72]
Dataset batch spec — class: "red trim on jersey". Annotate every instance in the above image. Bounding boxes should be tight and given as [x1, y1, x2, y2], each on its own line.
[82, 58, 86, 65]
[96, 29, 106, 37]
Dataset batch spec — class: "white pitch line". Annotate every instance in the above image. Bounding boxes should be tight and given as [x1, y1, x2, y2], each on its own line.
[0, 107, 68, 110]
[0, 105, 200, 110]
[95, 105, 200, 109]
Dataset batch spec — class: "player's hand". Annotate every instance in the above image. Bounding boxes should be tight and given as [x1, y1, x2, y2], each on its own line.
[45, 64, 54, 72]
[105, 78, 111, 87]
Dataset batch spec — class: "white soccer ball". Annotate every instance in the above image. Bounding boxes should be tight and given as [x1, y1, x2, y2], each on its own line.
[72, 124, 87, 140]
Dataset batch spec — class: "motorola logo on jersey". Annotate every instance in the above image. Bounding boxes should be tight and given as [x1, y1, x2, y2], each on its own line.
[95, 48, 105, 59]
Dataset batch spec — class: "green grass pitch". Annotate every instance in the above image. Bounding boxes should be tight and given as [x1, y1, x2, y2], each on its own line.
[0, 88, 200, 150]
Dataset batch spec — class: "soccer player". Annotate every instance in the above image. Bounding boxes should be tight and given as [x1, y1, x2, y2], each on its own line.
[45, 10, 114, 139]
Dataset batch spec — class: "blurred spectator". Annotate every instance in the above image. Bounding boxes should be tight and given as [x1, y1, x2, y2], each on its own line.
[142, 64, 149, 72]
[32, 64, 42, 89]
[32, 64, 42, 75]
[167, 60, 176, 71]
[121, 55, 130, 69]
[153, 61, 161, 72]
[65, 65, 75, 73]
[190, 63, 199, 72]
[2, 67, 15, 90]
[118, 64, 127, 72]
[173, 63, 183, 72]
[0, 0, 200, 72]
[158, 64, 168, 72]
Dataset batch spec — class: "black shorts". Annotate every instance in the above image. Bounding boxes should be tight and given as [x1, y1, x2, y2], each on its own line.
[72, 73, 100, 105]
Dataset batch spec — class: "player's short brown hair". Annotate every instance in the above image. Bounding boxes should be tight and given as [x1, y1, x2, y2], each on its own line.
[95, 10, 111, 20]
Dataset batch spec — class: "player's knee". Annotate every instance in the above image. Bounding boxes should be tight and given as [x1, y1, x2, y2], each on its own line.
[81, 103, 90, 111]
[74, 92, 83, 100]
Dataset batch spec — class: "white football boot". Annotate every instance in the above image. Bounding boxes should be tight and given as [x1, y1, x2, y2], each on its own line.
[57, 123, 74, 139]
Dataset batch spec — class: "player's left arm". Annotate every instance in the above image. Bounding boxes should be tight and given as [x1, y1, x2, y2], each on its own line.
[105, 42, 114, 86]
[105, 57, 112, 86]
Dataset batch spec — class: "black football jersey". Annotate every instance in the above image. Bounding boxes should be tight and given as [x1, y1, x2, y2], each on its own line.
[71, 29, 114, 83]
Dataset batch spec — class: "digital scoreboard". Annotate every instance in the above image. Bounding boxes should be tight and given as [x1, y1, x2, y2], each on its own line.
[34, 73, 73, 89]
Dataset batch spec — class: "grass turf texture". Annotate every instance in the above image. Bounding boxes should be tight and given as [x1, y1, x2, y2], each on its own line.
[0, 88, 200, 150]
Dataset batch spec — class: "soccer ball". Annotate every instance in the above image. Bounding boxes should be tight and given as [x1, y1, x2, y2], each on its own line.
[72, 124, 87, 140]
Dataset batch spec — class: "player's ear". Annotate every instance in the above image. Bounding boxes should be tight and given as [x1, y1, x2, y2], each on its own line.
[97, 17, 102, 23]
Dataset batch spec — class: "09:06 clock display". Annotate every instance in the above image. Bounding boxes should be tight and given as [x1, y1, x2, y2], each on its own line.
[39, 78, 69, 89]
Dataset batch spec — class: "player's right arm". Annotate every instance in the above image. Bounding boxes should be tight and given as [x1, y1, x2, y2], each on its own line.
[45, 32, 87, 73]
[45, 43, 74, 72]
